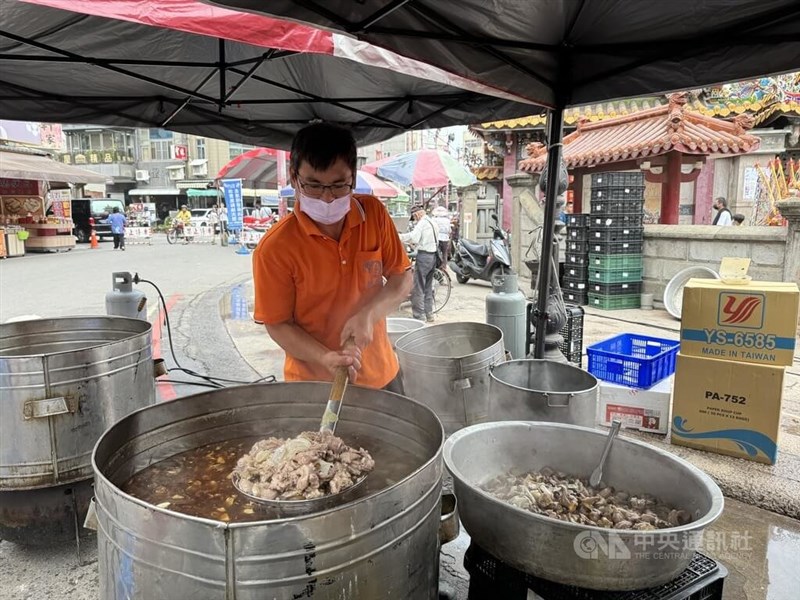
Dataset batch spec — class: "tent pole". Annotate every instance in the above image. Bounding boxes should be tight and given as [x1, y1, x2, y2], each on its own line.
[532, 106, 565, 358]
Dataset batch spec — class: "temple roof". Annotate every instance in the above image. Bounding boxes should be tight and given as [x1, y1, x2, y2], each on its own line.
[476, 98, 667, 131]
[518, 94, 760, 173]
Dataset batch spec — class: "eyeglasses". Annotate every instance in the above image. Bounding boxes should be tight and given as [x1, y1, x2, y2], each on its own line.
[297, 178, 353, 199]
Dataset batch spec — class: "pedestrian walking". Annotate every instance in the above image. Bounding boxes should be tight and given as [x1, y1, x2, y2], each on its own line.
[252, 122, 412, 391]
[433, 205, 452, 268]
[107, 206, 126, 250]
[712, 197, 733, 226]
[400, 204, 439, 323]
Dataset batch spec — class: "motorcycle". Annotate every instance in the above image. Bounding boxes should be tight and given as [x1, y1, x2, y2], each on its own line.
[448, 214, 512, 284]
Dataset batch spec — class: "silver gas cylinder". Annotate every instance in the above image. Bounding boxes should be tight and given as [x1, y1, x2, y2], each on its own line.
[105, 272, 147, 320]
[486, 272, 527, 359]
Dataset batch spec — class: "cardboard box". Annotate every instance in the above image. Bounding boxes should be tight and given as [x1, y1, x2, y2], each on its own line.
[597, 376, 673, 434]
[680, 278, 799, 367]
[671, 354, 784, 464]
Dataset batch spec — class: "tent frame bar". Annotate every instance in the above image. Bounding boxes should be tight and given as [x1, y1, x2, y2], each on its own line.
[0, 27, 484, 133]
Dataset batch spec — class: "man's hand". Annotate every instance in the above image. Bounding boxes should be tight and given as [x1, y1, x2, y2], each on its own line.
[321, 346, 362, 382]
[341, 310, 374, 350]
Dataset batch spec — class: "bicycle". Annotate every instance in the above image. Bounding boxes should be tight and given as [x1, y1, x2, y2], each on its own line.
[166, 221, 193, 244]
[405, 250, 452, 314]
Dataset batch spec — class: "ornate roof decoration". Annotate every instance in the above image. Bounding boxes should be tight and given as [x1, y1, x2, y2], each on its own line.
[518, 93, 761, 173]
[470, 166, 503, 180]
[475, 73, 800, 132]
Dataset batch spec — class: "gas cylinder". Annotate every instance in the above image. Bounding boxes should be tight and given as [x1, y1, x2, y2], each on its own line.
[105, 272, 147, 320]
[486, 272, 528, 359]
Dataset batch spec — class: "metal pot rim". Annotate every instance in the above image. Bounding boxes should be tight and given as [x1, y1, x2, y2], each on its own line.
[0, 315, 152, 359]
[443, 421, 724, 536]
[395, 321, 503, 360]
[92, 383, 445, 527]
[489, 359, 599, 395]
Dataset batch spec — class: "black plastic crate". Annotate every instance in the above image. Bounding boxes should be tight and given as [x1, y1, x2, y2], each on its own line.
[590, 213, 644, 228]
[566, 226, 590, 241]
[566, 240, 590, 254]
[589, 226, 644, 243]
[562, 290, 588, 305]
[589, 281, 643, 295]
[589, 239, 644, 255]
[564, 264, 588, 279]
[590, 187, 645, 202]
[563, 276, 588, 292]
[566, 214, 591, 228]
[564, 251, 590, 266]
[526, 303, 585, 363]
[591, 198, 645, 215]
[465, 544, 727, 600]
[591, 171, 645, 189]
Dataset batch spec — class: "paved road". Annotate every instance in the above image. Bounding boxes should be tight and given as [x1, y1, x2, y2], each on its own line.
[0, 235, 266, 398]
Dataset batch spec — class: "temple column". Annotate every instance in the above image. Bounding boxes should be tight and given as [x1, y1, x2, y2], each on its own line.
[661, 151, 682, 224]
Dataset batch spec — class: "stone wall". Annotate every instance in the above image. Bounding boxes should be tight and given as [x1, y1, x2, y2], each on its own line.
[643, 225, 788, 304]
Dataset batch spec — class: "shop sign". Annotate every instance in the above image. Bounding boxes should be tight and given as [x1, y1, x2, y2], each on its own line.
[0, 178, 39, 195]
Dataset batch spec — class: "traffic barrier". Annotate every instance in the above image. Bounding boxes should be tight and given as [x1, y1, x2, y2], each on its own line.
[126, 227, 153, 245]
[184, 226, 219, 243]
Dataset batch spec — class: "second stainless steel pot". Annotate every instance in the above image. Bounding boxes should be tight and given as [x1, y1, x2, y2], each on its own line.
[444, 421, 724, 591]
[489, 359, 598, 428]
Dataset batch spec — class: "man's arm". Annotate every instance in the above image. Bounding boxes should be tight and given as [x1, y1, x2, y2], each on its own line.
[266, 320, 362, 381]
[340, 269, 412, 349]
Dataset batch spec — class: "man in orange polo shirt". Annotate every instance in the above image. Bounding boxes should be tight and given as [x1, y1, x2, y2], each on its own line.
[252, 123, 412, 391]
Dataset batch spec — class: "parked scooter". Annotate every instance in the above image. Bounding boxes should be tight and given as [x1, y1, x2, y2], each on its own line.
[449, 214, 512, 284]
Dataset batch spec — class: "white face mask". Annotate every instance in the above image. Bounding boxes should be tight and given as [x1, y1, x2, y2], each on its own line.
[298, 192, 351, 225]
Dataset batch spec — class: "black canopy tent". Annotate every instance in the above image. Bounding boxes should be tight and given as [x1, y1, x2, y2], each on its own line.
[3, 0, 799, 357]
[0, 0, 538, 149]
[210, 0, 800, 357]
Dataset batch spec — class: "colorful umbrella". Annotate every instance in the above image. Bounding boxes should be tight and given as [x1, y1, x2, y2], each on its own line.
[216, 148, 290, 187]
[279, 170, 401, 198]
[362, 149, 477, 188]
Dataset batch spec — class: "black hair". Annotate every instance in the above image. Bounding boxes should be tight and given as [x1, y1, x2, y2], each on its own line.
[733, 213, 745, 224]
[112, 206, 119, 213]
[290, 123, 357, 177]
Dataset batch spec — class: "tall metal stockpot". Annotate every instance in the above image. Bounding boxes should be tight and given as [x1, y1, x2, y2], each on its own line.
[91, 382, 444, 599]
[396, 322, 505, 433]
[489, 359, 598, 428]
[0, 316, 155, 490]
[444, 422, 724, 591]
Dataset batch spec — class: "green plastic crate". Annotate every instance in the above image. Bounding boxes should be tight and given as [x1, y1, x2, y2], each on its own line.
[587, 293, 641, 310]
[588, 253, 644, 270]
[588, 266, 643, 284]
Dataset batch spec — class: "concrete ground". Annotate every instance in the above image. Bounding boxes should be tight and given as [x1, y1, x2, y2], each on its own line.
[1, 241, 799, 599]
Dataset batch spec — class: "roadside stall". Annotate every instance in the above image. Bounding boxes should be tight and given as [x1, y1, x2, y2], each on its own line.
[0, 147, 105, 253]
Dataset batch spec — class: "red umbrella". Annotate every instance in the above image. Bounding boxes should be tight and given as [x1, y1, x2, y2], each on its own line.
[216, 148, 289, 187]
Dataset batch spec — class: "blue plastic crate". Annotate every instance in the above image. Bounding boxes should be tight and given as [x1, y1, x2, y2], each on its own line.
[587, 333, 680, 388]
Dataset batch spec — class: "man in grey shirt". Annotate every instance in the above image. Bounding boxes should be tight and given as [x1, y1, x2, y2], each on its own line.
[400, 204, 439, 322]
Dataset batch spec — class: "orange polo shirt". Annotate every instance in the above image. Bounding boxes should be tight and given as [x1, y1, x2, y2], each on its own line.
[252, 194, 411, 389]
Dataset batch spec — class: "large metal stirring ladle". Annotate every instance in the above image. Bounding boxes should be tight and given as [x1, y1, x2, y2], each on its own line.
[589, 419, 622, 488]
[319, 337, 357, 435]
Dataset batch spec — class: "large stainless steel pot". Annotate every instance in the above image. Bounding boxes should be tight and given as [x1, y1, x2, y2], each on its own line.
[0, 316, 155, 490]
[444, 422, 724, 591]
[489, 359, 598, 428]
[92, 382, 444, 599]
[396, 322, 505, 433]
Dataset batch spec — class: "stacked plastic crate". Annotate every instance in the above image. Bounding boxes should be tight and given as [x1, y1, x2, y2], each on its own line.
[588, 172, 645, 310]
[562, 213, 591, 305]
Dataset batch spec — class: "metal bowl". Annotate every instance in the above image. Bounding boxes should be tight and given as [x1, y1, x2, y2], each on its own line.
[443, 421, 724, 591]
[663, 266, 720, 320]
